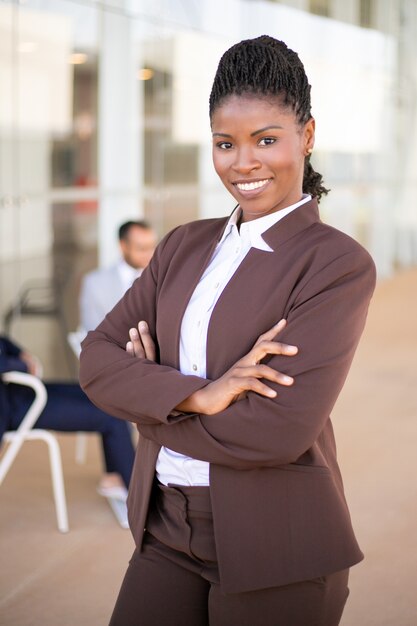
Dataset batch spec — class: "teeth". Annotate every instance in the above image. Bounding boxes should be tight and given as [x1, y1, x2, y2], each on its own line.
[236, 179, 269, 191]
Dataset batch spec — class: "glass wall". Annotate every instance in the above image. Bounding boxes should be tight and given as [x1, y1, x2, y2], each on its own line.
[1, 0, 416, 377]
[0, 0, 101, 374]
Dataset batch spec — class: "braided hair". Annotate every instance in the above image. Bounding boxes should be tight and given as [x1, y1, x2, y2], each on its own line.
[209, 36, 329, 202]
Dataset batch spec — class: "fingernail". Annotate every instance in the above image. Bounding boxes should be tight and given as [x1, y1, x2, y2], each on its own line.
[139, 321, 147, 331]
[283, 376, 293, 384]
[129, 328, 138, 337]
[268, 389, 277, 397]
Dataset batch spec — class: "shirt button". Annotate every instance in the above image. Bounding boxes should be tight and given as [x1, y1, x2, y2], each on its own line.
[214, 282, 220, 289]
[192, 364, 198, 371]
[197, 320, 201, 327]
[235, 247, 240, 253]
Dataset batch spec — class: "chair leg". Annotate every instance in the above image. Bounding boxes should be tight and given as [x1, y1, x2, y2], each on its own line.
[75, 432, 88, 465]
[31, 431, 69, 533]
[0, 433, 27, 485]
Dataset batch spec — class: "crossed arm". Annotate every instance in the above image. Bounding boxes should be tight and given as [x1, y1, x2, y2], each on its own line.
[80, 231, 376, 470]
[125, 252, 376, 469]
[127, 318, 297, 416]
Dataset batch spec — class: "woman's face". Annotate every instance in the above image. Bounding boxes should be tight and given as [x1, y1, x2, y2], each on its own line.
[211, 95, 315, 222]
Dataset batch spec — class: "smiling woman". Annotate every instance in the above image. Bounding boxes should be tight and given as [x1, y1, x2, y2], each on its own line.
[79, 35, 376, 626]
[211, 97, 315, 220]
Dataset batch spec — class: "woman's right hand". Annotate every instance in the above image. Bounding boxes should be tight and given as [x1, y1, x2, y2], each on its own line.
[176, 319, 298, 415]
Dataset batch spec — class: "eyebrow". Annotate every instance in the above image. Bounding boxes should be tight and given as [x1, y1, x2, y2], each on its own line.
[212, 125, 284, 138]
[251, 125, 283, 136]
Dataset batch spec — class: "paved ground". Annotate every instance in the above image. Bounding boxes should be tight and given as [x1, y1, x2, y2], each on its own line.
[1, 268, 416, 626]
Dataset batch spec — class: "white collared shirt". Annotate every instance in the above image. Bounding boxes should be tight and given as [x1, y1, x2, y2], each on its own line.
[117, 259, 143, 293]
[156, 195, 311, 486]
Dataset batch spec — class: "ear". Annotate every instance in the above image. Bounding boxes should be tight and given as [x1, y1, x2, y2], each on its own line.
[303, 117, 315, 154]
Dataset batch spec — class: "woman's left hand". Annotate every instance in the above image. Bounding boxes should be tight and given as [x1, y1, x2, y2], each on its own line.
[126, 321, 156, 361]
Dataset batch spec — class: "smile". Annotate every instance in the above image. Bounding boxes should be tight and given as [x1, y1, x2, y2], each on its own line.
[235, 179, 271, 191]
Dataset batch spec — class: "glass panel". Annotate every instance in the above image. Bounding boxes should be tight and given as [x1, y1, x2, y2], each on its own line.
[0, 0, 99, 379]
[309, 0, 330, 17]
[23, 0, 98, 192]
[0, 2, 20, 326]
[142, 64, 199, 233]
[138, 22, 231, 233]
[51, 57, 98, 189]
[360, 0, 373, 28]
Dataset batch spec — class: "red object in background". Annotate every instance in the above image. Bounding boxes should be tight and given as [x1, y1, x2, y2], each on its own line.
[74, 175, 98, 214]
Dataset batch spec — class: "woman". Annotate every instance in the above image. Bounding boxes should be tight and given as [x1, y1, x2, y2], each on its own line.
[80, 36, 376, 625]
[0, 335, 134, 498]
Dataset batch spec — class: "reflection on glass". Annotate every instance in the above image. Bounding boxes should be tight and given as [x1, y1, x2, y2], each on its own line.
[51, 53, 98, 190]
[142, 61, 199, 233]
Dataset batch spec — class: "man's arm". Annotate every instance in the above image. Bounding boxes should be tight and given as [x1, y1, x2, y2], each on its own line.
[80, 272, 105, 332]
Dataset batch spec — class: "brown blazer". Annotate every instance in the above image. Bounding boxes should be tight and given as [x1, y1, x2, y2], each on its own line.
[79, 198, 376, 594]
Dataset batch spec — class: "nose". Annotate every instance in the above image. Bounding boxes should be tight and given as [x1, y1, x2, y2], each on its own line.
[231, 146, 261, 174]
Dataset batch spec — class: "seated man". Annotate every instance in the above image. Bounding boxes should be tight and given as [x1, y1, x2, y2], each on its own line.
[80, 219, 157, 331]
[0, 335, 135, 509]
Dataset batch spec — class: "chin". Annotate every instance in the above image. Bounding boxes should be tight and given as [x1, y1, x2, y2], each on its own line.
[241, 202, 272, 215]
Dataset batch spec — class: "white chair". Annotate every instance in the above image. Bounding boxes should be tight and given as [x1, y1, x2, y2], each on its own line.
[0, 371, 69, 533]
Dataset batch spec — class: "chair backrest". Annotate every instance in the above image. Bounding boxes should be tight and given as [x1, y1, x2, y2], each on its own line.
[0, 372, 47, 484]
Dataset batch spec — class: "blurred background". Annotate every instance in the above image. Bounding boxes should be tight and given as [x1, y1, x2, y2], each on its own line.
[0, 1, 416, 625]
[1, 0, 416, 377]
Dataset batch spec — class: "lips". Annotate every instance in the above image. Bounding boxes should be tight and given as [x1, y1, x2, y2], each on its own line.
[235, 179, 270, 191]
[233, 178, 272, 197]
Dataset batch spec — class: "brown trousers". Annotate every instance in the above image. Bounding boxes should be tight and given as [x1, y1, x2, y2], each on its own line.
[109, 481, 350, 626]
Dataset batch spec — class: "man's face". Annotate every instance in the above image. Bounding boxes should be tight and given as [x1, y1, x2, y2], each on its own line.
[120, 226, 157, 269]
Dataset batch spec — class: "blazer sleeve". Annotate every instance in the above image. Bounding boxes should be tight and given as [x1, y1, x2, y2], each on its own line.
[79, 229, 210, 425]
[138, 248, 377, 469]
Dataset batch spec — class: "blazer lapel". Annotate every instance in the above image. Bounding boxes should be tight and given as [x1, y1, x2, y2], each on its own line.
[158, 199, 320, 374]
[206, 198, 321, 378]
[156, 217, 230, 370]
[261, 197, 321, 250]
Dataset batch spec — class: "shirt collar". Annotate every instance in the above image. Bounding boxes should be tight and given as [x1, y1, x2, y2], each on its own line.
[218, 194, 312, 252]
[117, 259, 142, 284]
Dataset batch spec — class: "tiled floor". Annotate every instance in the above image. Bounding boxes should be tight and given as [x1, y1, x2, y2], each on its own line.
[1, 266, 417, 625]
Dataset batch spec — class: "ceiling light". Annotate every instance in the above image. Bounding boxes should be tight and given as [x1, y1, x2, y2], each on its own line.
[137, 68, 154, 81]
[70, 53, 88, 65]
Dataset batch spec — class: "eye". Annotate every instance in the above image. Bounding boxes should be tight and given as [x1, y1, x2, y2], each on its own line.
[216, 141, 233, 150]
[258, 137, 276, 146]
